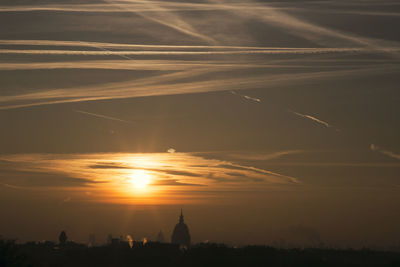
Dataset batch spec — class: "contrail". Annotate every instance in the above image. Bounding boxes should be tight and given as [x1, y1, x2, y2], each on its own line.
[289, 110, 334, 129]
[78, 40, 134, 61]
[230, 91, 261, 103]
[211, 0, 400, 57]
[0, 65, 395, 110]
[0, 48, 368, 56]
[0, 40, 371, 51]
[224, 162, 299, 184]
[103, 0, 216, 44]
[370, 144, 400, 160]
[74, 110, 132, 124]
[0, 183, 24, 190]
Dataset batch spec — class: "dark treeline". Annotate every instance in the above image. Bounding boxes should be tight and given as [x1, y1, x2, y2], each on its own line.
[1, 239, 400, 267]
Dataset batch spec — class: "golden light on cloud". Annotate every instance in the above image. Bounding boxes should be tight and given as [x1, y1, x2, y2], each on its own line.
[0, 152, 298, 205]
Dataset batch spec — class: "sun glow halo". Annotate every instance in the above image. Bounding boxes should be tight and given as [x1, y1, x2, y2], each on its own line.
[129, 169, 151, 190]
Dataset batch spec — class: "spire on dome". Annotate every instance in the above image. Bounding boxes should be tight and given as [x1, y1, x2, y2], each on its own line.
[179, 208, 184, 223]
[171, 209, 191, 247]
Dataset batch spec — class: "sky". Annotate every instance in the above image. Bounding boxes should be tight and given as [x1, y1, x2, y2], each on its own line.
[0, 0, 399, 249]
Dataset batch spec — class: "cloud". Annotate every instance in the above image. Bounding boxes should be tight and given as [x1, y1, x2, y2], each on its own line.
[1, 0, 398, 113]
[216, 162, 298, 184]
[225, 150, 303, 161]
[0, 40, 380, 52]
[103, 0, 216, 44]
[0, 48, 369, 56]
[0, 152, 299, 195]
[89, 163, 131, 169]
[0, 59, 277, 71]
[195, 151, 304, 164]
[0, 169, 101, 188]
[4, 152, 296, 205]
[0, 183, 25, 190]
[1, 0, 399, 54]
[215, 0, 400, 54]
[152, 179, 205, 187]
[153, 169, 202, 178]
[0, 40, 375, 62]
[370, 144, 400, 161]
[370, 144, 379, 151]
[2, 64, 392, 111]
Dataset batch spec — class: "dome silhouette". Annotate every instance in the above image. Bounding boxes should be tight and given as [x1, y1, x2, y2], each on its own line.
[171, 209, 191, 247]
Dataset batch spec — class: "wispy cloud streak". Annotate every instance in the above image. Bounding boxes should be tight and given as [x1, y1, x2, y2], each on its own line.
[209, 0, 400, 55]
[0, 152, 299, 204]
[0, 48, 369, 56]
[103, 0, 216, 44]
[0, 65, 396, 110]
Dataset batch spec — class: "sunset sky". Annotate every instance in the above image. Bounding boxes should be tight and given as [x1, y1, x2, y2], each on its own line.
[0, 0, 399, 248]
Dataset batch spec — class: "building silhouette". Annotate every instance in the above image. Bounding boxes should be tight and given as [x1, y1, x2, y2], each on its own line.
[88, 234, 96, 247]
[59, 231, 67, 246]
[156, 230, 165, 243]
[171, 209, 191, 247]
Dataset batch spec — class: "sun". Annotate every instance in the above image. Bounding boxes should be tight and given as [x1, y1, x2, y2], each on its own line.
[129, 169, 151, 190]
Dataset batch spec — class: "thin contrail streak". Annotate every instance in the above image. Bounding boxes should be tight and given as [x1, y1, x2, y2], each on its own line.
[0, 183, 25, 190]
[289, 110, 333, 128]
[230, 91, 261, 103]
[370, 144, 400, 160]
[0, 65, 395, 110]
[226, 162, 299, 184]
[0, 48, 368, 56]
[0, 40, 371, 51]
[74, 110, 132, 124]
[103, 0, 216, 44]
[78, 40, 135, 61]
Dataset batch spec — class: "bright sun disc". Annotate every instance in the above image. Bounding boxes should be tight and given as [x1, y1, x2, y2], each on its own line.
[129, 170, 151, 189]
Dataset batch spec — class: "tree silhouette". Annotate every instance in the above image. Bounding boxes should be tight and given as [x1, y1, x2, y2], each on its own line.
[59, 231, 67, 246]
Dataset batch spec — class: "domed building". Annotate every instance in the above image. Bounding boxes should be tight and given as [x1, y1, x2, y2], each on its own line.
[171, 209, 191, 247]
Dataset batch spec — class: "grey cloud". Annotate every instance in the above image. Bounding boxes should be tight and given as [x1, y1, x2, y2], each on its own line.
[0, 169, 102, 188]
[89, 163, 131, 169]
[104, 0, 216, 44]
[152, 179, 205, 187]
[0, 48, 368, 56]
[88, 164, 202, 177]
[2, 64, 395, 111]
[152, 169, 202, 178]
[217, 163, 299, 184]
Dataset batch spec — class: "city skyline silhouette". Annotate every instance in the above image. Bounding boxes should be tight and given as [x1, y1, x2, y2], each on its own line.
[0, 0, 400, 265]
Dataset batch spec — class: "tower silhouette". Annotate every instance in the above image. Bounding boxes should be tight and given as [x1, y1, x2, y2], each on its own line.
[171, 209, 191, 247]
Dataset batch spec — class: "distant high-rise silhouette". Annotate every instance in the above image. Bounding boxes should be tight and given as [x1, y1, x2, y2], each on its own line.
[89, 234, 96, 247]
[156, 230, 165, 243]
[171, 209, 191, 247]
[59, 231, 67, 246]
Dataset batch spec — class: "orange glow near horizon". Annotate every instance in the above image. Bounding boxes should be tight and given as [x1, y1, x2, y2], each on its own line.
[0, 152, 297, 205]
